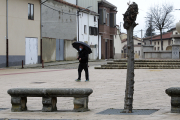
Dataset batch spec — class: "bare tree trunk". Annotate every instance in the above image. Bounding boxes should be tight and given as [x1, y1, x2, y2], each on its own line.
[160, 30, 163, 51]
[122, 2, 138, 113]
[123, 22, 136, 113]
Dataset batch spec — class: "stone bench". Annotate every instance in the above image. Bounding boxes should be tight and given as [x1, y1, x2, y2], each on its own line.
[7, 88, 93, 112]
[165, 87, 180, 113]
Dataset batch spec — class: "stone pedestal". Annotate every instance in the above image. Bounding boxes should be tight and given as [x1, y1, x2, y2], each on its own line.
[171, 35, 180, 59]
[166, 87, 180, 113]
[73, 97, 89, 112]
[11, 97, 27, 112]
[42, 97, 57, 112]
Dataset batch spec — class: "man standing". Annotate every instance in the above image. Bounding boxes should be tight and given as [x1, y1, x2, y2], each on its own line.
[76, 45, 89, 82]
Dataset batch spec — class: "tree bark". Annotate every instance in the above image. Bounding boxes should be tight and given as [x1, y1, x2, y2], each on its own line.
[160, 30, 163, 51]
[123, 22, 136, 113]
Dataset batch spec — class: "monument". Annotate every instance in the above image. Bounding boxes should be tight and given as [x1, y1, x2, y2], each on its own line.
[122, 2, 138, 113]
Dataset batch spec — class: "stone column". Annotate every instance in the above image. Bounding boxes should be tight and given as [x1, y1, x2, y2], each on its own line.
[73, 97, 89, 112]
[171, 35, 180, 59]
[42, 97, 57, 112]
[166, 87, 180, 113]
[11, 97, 27, 112]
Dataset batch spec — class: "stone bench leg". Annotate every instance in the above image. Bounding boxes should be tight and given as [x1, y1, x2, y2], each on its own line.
[73, 97, 89, 112]
[42, 97, 57, 112]
[11, 97, 27, 112]
[171, 97, 180, 113]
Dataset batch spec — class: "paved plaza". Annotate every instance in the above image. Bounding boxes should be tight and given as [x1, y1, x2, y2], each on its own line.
[0, 64, 180, 119]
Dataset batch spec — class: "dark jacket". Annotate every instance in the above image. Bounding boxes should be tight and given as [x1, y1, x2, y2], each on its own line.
[78, 49, 88, 63]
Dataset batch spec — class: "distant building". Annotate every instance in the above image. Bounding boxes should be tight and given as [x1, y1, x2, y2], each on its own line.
[143, 32, 173, 51]
[121, 35, 143, 59]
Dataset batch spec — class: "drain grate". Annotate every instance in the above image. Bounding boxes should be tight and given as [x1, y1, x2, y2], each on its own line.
[97, 109, 159, 115]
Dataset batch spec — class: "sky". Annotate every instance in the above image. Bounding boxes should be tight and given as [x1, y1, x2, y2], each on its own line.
[107, 0, 180, 38]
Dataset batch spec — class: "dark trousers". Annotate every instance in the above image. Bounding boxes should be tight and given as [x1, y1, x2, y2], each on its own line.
[78, 63, 89, 80]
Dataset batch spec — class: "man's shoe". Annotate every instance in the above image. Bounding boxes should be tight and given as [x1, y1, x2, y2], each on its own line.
[75, 79, 81, 82]
[85, 80, 89, 82]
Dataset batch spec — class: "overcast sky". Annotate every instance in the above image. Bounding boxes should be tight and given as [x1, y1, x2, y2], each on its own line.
[107, 0, 180, 38]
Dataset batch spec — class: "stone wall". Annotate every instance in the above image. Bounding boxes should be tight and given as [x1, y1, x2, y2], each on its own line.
[64, 40, 78, 61]
[42, 38, 56, 62]
[144, 51, 172, 59]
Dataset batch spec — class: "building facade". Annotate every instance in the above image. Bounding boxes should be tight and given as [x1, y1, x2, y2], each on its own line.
[121, 35, 143, 59]
[78, 11, 100, 59]
[0, 0, 41, 68]
[98, 0, 117, 59]
[143, 32, 173, 51]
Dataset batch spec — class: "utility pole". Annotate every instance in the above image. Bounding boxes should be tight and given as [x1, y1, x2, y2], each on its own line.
[120, 22, 122, 33]
[150, 15, 152, 45]
[141, 29, 143, 41]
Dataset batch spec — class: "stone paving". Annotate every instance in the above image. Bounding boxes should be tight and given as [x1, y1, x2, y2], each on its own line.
[0, 66, 180, 119]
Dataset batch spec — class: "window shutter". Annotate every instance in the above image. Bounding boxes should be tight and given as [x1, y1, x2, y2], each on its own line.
[110, 13, 113, 27]
[96, 27, 98, 36]
[103, 9, 106, 24]
[91, 27, 94, 35]
[99, 9, 103, 24]
[89, 27, 92, 35]
[114, 13, 116, 27]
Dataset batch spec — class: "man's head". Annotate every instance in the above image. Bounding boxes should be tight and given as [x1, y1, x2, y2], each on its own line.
[79, 45, 84, 51]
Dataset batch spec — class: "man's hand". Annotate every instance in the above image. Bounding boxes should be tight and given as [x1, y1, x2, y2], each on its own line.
[79, 58, 81, 61]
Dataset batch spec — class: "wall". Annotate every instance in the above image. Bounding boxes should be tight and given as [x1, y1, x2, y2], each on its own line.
[77, 0, 100, 13]
[134, 46, 142, 59]
[144, 51, 172, 59]
[114, 29, 121, 59]
[42, 38, 56, 62]
[42, 0, 77, 40]
[152, 40, 171, 51]
[144, 39, 151, 46]
[64, 40, 78, 60]
[64, 0, 76, 5]
[0, 0, 6, 67]
[0, 0, 40, 67]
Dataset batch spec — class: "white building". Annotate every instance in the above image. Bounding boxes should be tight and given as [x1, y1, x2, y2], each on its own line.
[114, 26, 122, 59]
[78, 10, 100, 60]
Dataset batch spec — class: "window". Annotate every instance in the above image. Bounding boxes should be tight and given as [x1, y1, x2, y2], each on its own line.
[138, 43, 141, 45]
[110, 13, 116, 27]
[145, 42, 146, 45]
[154, 47, 156, 51]
[154, 42, 156, 45]
[89, 27, 98, 36]
[84, 25, 87, 34]
[94, 16, 97, 22]
[107, 13, 109, 26]
[158, 42, 159, 45]
[158, 47, 160, 51]
[28, 3, 34, 20]
[99, 9, 103, 24]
